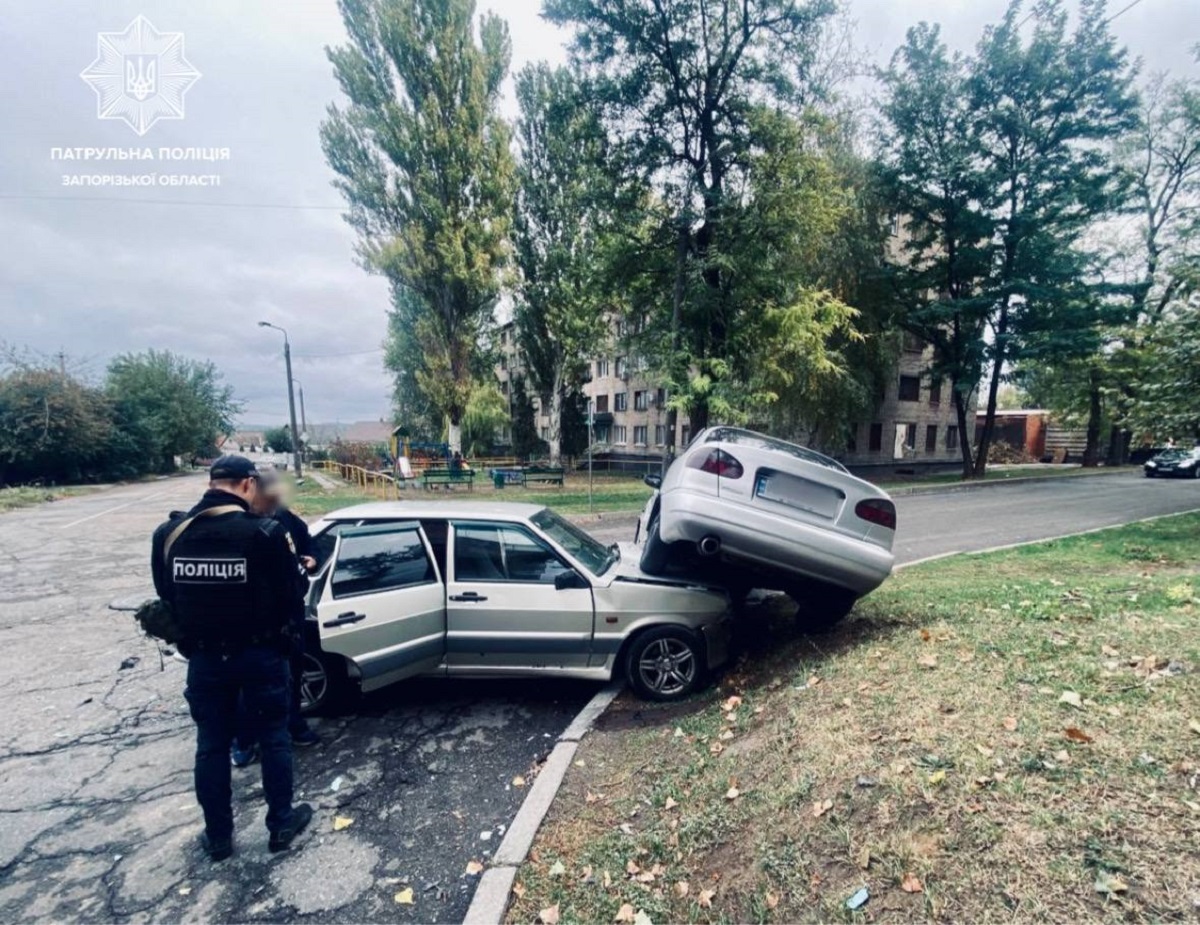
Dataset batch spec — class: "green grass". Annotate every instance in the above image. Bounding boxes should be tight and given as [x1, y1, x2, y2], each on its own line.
[507, 513, 1200, 925]
[289, 471, 653, 519]
[0, 484, 104, 513]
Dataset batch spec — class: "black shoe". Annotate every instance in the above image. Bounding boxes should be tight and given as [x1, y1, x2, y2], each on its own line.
[200, 832, 233, 863]
[290, 728, 320, 748]
[268, 803, 313, 853]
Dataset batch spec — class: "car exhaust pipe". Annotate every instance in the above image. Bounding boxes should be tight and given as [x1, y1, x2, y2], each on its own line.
[697, 535, 721, 557]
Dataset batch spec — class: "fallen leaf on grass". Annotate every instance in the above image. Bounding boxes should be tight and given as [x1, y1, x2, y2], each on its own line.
[920, 629, 932, 642]
[674, 881, 689, 898]
[664, 797, 678, 810]
[626, 860, 640, 875]
[917, 654, 938, 669]
[975, 744, 994, 757]
[539, 904, 561, 925]
[765, 891, 780, 909]
[673, 727, 685, 738]
[1101, 644, 1119, 657]
[1064, 727, 1093, 744]
[709, 742, 725, 756]
[807, 676, 822, 688]
[725, 786, 741, 800]
[633, 912, 653, 925]
[1189, 720, 1200, 736]
[721, 695, 743, 712]
[394, 888, 414, 905]
[719, 730, 735, 741]
[512, 883, 526, 899]
[812, 798, 833, 818]
[927, 770, 946, 785]
[1003, 716, 1018, 731]
[856, 846, 871, 869]
[549, 860, 566, 877]
[332, 816, 354, 831]
[512, 776, 526, 788]
[1059, 691, 1083, 709]
[1094, 871, 1128, 895]
[615, 903, 636, 923]
[465, 860, 484, 876]
[698, 889, 716, 908]
[585, 791, 601, 804]
[900, 872, 923, 894]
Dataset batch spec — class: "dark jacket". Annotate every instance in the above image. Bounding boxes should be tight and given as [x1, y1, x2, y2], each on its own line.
[273, 506, 313, 560]
[151, 489, 304, 652]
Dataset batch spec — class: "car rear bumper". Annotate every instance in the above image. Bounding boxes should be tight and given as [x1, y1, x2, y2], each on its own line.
[659, 488, 894, 595]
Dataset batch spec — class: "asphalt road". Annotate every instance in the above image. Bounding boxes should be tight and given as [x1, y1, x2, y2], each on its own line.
[0, 470, 1197, 923]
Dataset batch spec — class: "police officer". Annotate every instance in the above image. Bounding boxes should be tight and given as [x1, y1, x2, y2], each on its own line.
[151, 455, 313, 861]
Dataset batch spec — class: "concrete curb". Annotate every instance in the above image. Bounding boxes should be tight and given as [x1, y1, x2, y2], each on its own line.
[884, 468, 1135, 497]
[463, 682, 622, 925]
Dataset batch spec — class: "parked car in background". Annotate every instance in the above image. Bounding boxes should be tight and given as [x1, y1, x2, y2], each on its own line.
[637, 427, 896, 628]
[1143, 446, 1200, 478]
[297, 502, 733, 711]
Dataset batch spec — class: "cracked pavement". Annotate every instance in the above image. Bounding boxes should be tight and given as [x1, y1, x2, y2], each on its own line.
[0, 476, 594, 923]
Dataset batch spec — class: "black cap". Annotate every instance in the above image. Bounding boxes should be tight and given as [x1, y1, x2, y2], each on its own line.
[210, 454, 259, 481]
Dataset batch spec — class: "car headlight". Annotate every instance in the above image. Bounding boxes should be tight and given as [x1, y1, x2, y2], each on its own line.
[1181, 459, 1197, 468]
[1146, 461, 1157, 467]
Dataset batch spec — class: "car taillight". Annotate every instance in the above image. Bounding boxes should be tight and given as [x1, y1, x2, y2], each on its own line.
[688, 448, 744, 479]
[855, 498, 896, 530]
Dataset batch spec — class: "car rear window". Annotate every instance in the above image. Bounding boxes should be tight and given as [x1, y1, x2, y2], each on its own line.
[704, 427, 847, 473]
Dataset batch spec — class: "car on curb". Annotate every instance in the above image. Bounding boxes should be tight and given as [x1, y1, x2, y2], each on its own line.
[637, 426, 896, 628]
[296, 501, 733, 712]
[1143, 447, 1200, 478]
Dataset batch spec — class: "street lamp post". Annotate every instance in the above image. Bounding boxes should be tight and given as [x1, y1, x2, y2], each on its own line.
[258, 321, 303, 480]
[291, 377, 308, 454]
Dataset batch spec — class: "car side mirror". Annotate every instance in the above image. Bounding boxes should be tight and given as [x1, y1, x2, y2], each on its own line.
[555, 570, 588, 591]
[643, 473, 662, 489]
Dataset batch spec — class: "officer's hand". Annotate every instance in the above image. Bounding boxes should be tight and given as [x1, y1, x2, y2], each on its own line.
[301, 555, 317, 573]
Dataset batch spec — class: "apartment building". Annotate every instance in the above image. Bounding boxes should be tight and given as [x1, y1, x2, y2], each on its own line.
[494, 320, 973, 470]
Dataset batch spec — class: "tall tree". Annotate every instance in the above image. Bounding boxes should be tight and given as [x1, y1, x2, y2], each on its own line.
[512, 64, 613, 465]
[322, 0, 515, 453]
[882, 0, 1138, 477]
[544, 0, 840, 441]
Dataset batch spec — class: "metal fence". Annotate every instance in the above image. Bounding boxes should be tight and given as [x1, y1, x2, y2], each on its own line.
[312, 460, 398, 499]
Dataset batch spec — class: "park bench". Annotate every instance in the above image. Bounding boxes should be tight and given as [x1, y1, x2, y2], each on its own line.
[520, 466, 565, 487]
[421, 468, 475, 491]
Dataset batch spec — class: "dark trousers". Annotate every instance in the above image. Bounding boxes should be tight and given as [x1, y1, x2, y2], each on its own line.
[234, 647, 310, 749]
[185, 647, 295, 840]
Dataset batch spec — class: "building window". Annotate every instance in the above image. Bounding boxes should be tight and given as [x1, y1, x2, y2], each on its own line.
[615, 356, 628, 378]
[889, 212, 900, 236]
[614, 392, 628, 412]
[946, 425, 959, 450]
[898, 375, 921, 402]
[654, 424, 666, 446]
[655, 387, 666, 406]
[925, 424, 938, 453]
[595, 359, 609, 378]
[928, 376, 942, 405]
[500, 380, 509, 396]
[903, 423, 917, 450]
[594, 394, 609, 414]
[540, 427, 549, 440]
[869, 423, 883, 452]
[595, 423, 610, 443]
[902, 332, 924, 353]
[847, 424, 857, 453]
[633, 425, 648, 445]
[681, 425, 690, 446]
[613, 425, 627, 444]
[634, 390, 648, 411]
[500, 355, 508, 370]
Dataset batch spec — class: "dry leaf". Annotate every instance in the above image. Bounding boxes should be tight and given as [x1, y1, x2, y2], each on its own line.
[973, 776, 993, 789]
[673, 727, 685, 738]
[633, 913, 653, 925]
[332, 816, 354, 831]
[603, 871, 613, 889]
[721, 695, 743, 712]
[626, 859, 641, 875]
[1059, 691, 1083, 709]
[765, 891, 780, 909]
[586, 791, 601, 804]
[1003, 716, 1018, 731]
[807, 675, 822, 688]
[549, 860, 567, 877]
[709, 742, 725, 756]
[975, 744, 994, 757]
[698, 889, 716, 908]
[674, 881, 689, 898]
[856, 846, 871, 869]
[394, 888, 414, 905]
[512, 883, 527, 900]
[719, 729, 735, 741]
[465, 860, 485, 876]
[900, 872, 923, 894]
[615, 903, 636, 923]
[812, 798, 833, 818]
[1101, 644, 1119, 657]
[178, 886, 191, 896]
[920, 628, 932, 641]
[513, 776, 526, 788]
[664, 797, 679, 811]
[539, 904, 561, 925]
[1064, 727, 1093, 744]
[1188, 720, 1200, 736]
[918, 653, 938, 669]
[927, 769, 946, 785]
[1094, 871, 1128, 895]
[725, 786, 741, 800]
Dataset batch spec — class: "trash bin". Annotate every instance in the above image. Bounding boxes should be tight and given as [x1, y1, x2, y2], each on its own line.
[492, 469, 505, 489]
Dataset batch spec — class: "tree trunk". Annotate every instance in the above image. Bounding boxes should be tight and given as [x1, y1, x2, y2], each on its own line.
[953, 388, 974, 480]
[547, 369, 564, 467]
[972, 304, 1009, 479]
[447, 418, 462, 455]
[1082, 368, 1103, 467]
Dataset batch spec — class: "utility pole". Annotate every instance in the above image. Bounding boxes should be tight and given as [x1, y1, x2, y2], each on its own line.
[258, 322, 303, 480]
[57, 350, 67, 377]
[292, 378, 308, 460]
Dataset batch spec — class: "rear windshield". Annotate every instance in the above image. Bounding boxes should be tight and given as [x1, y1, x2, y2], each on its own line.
[704, 427, 847, 473]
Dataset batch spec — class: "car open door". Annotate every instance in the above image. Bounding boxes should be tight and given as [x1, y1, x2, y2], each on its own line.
[315, 521, 446, 692]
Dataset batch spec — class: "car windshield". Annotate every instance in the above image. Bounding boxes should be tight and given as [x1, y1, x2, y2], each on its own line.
[704, 426, 849, 473]
[531, 508, 616, 575]
[1157, 449, 1189, 459]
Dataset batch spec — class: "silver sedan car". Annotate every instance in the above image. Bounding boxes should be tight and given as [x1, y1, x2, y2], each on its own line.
[638, 427, 896, 628]
[298, 502, 733, 709]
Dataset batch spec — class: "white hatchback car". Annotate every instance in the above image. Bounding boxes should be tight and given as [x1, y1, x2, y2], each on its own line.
[638, 427, 896, 627]
[298, 502, 733, 709]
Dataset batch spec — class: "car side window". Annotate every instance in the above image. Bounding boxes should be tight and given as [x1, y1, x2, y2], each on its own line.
[454, 524, 571, 584]
[311, 520, 359, 570]
[331, 527, 436, 599]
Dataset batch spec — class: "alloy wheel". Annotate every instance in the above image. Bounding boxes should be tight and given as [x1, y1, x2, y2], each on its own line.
[637, 637, 697, 696]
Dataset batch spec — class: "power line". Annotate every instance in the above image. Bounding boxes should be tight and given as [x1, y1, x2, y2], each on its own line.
[0, 193, 344, 210]
[1106, 0, 1147, 23]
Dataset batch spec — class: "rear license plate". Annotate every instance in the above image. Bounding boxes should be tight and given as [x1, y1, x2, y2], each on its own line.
[755, 472, 843, 519]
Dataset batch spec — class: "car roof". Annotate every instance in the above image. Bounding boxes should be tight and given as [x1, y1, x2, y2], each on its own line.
[318, 500, 548, 522]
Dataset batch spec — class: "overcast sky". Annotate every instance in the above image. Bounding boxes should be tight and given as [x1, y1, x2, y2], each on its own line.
[2, 0, 1196, 427]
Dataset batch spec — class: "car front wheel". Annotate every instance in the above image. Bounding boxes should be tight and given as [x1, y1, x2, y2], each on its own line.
[788, 581, 858, 632]
[639, 511, 672, 575]
[625, 627, 705, 701]
[298, 650, 350, 715]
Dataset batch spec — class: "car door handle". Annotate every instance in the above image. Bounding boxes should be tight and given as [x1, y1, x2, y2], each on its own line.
[449, 592, 488, 602]
[323, 611, 366, 627]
